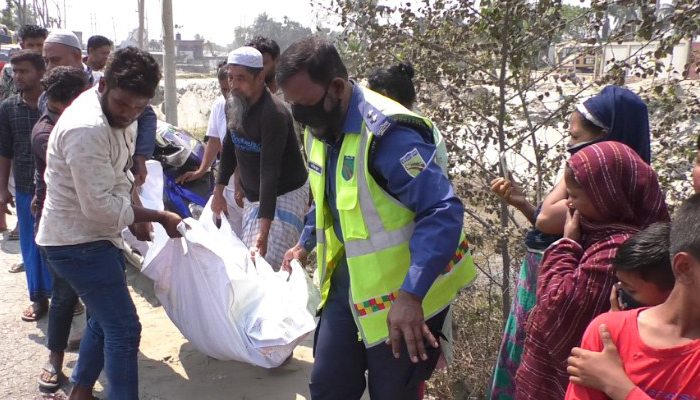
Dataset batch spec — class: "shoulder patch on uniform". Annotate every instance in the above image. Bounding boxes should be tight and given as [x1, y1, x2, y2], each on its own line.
[376, 121, 392, 137]
[361, 104, 396, 138]
[399, 148, 426, 178]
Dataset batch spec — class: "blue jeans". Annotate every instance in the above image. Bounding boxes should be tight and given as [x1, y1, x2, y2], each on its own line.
[37, 214, 82, 353]
[43, 258, 84, 352]
[40, 241, 141, 399]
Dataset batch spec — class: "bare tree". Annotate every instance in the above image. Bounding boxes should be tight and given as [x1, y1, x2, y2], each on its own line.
[11, 0, 29, 27]
[321, 0, 700, 396]
[30, 0, 63, 28]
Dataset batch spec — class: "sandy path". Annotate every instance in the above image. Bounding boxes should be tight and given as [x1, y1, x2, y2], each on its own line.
[0, 214, 317, 400]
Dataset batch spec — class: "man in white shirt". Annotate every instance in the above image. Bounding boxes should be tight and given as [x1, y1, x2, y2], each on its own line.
[36, 47, 183, 400]
[177, 61, 243, 235]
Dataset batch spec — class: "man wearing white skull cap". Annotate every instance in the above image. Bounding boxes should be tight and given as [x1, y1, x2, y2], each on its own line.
[212, 46, 309, 271]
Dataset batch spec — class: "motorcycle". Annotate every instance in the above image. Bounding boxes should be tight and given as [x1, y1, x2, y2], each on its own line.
[153, 120, 215, 220]
[123, 120, 215, 267]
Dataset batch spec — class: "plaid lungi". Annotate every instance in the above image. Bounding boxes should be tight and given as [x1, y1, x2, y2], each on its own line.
[241, 181, 309, 271]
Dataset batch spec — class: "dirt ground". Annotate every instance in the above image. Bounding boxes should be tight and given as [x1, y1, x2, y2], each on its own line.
[0, 214, 317, 400]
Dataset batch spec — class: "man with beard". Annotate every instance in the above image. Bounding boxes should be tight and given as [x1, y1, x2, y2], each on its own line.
[177, 61, 244, 235]
[36, 47, 183, 400]
[212, 46, 308, 271]
[278, 37, 476, 399]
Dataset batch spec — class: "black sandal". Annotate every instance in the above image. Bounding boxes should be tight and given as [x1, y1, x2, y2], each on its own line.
[8, 228, 19, 240]
[38, 362, 63, 389]
[21, 302, 48, 322]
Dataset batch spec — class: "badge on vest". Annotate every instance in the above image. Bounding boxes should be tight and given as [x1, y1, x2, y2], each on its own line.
[400, 148, 426, 178]
[342, 155, 355, 181]
[309, 161, 323, 175]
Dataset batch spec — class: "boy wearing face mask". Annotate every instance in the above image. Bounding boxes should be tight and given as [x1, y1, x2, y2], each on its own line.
[212, 47, 308, 271]
[566, 195, 700, 400]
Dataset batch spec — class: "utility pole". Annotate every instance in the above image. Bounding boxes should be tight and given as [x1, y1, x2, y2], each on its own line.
[90, 13, 96, 36]
[137, 0, 145, 49]
[112, 17, 117, 43]
[162, 0, 178, 125]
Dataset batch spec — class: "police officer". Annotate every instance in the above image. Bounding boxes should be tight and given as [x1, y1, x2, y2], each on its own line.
[280, 37, 477, 400]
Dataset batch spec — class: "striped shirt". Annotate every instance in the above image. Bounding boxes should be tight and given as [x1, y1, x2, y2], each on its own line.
[0, 94, 41, 193]
[515, 237, 629, 399]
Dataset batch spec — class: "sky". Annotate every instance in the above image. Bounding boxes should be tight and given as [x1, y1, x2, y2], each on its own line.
[63, 0, 322, 46]
[60, 0, 592, 47]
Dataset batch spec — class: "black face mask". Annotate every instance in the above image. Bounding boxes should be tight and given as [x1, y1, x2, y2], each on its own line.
[291, 86, 341, 130]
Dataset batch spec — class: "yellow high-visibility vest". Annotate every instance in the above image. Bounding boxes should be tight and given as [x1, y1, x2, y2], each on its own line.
[305, 87, 477, 347]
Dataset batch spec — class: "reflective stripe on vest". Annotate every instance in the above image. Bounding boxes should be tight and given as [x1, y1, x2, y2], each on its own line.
[304, 128, 314, 161]
[344, 125, 414, 257]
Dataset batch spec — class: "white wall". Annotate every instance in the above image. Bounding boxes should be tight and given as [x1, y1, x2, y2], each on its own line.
[600, 40, 692, 79]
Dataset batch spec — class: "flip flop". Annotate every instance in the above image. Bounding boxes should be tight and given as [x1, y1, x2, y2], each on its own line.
[8, 229, 19, 240]
[37, 362, 63, 389]
[8, 262, 24, 273]
[39, 393, 67, 399]
[21, 303, 48, 322]
[38, 395, 99, 400]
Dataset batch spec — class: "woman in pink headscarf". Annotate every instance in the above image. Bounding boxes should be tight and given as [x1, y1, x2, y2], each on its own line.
[516, 142, 670, 399]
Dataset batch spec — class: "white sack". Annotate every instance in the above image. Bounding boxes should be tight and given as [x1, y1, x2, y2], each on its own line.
[127, 163, 319, 368]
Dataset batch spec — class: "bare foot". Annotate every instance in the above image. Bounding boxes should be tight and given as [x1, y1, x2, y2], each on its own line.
[68, 385, 96, 400]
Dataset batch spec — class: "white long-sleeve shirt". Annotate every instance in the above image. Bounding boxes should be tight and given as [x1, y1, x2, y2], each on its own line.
[36, 88, 137, 248]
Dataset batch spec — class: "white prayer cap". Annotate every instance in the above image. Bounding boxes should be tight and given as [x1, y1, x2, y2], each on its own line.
[227, 47, 263, 68]
[45, 29, 82, 51]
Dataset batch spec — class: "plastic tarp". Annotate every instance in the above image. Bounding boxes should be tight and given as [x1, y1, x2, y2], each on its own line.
[126, 162, 319, 368]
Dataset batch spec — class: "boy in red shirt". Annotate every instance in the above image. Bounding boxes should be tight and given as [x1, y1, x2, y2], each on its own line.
[565, 194, 700, 399]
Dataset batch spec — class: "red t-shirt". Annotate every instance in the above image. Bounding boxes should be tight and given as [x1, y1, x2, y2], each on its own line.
[565, 309, 700, 400]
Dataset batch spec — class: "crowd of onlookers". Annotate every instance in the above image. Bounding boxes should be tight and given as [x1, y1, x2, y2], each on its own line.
[488, 86, 700, 399]
[0, 25, 166, 399]
[1, 22, 698, 400]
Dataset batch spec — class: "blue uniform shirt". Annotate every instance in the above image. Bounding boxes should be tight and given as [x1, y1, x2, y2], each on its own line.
[299, 84, 464, 299]
[134, 105, 157, 158]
